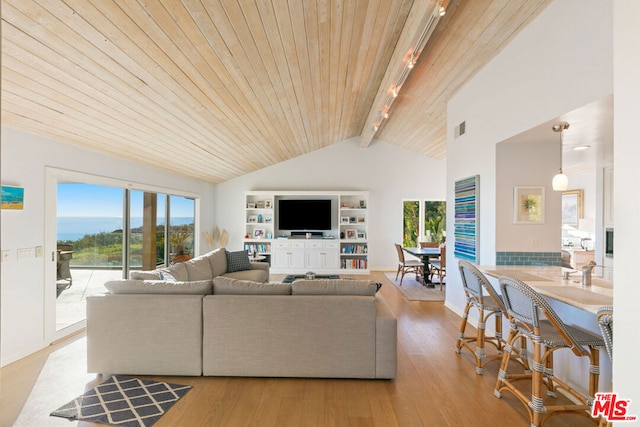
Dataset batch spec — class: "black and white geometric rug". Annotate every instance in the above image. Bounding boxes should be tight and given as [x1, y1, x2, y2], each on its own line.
[51, 375, 191, 427]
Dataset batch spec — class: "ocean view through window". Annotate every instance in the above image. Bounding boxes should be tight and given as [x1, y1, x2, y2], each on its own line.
[56, 182, 196, 332]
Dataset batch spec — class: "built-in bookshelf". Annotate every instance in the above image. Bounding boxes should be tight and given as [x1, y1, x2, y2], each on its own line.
[243, 191, 369, 274]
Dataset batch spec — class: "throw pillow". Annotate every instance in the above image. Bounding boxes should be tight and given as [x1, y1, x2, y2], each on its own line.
[225, 250, 252, 273]
[206, 248, 228, 277]
[213, 276, 291, 295]
[184, 255, 213, 281]
[159, 262, 188, 281]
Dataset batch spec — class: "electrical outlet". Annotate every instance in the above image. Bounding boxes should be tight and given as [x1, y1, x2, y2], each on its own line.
[35, 246, 44, 257]
[531, 237, 541, 247]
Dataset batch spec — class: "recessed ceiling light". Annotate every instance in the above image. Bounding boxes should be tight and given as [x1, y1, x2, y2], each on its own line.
[573, 145, 591, 151]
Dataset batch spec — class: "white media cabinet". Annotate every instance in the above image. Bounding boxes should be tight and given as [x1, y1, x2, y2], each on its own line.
[244, 190, 369, 274]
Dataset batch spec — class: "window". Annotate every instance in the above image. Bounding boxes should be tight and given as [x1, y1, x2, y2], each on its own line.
[402, 199, 446, 247]
[56, 182, 196, 332]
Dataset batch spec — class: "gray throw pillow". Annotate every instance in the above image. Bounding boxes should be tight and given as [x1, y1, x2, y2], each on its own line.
[225, 250, 252, 273]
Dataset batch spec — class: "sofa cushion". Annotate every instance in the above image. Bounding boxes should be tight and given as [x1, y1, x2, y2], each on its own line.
[129, 270, 161, 280]
[291, 279, 377, 296]
[184, 254, 213, 281]
[159, 262, 188, 281]
[222, 268, 269, 283]
[225, 250, 252, 273]
[104, 279, 213, 295]
[206, 248, 228, 277]
[213, 276, 291, 295]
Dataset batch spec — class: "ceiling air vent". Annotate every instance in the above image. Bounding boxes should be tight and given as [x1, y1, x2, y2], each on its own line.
[455, 121, 466, 138]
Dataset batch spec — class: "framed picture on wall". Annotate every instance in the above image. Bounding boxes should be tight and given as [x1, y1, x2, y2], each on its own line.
[562, 189, 583, 226]
[513, 186, 545, 224]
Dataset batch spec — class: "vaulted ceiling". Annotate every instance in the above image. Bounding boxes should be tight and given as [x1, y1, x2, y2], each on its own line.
[1, 0, 551, 183]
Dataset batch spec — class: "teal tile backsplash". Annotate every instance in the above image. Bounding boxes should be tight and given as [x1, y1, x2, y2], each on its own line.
[496, 251, 561, 266]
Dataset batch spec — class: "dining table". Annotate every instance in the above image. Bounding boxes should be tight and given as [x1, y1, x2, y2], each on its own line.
[402, 246, 441, 286]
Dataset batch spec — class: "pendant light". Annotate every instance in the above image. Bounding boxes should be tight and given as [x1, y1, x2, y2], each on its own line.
[552, 122, 570, 191]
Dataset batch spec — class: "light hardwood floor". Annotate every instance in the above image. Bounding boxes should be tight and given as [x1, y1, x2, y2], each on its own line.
[1, 271, 598, 426]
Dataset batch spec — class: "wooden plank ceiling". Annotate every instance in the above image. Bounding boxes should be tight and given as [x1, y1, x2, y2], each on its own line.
[1, 0, 551, 183]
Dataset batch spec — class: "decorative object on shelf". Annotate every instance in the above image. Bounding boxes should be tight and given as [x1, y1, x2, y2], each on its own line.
[561, 189, 583, 226]
[345, 229, 357, 239]
[454, 175, 479, 263]
[350, 217, 356, 223]
[254, 228, 265, 238]
[256, 201, 265, 209]
[357, 231, 366, 239]
[357, 216, 365, 223]
[341, 216, 349, 223]
[359, 200, 366, 208]
[248, 215, 258, 223]
[258, 213, 263, 222]
[247, 202, 256, 209]
[552, 122, 570, 191]
[513, 186, 545, 224]
[265, 216, 272, 223]
[204, 226, 229, 249]
[265, 200, 272, 209]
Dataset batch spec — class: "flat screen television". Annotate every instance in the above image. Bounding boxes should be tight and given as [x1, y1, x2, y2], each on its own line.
[278, 199, 332, 231]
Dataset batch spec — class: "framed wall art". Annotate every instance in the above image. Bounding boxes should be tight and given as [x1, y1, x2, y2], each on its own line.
[513, 186, 545, 224]
[454, 175, 479, 263]
[561, 189, 583, 226]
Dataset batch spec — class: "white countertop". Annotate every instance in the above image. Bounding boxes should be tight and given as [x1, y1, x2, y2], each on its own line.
[477, 265, 612, 315]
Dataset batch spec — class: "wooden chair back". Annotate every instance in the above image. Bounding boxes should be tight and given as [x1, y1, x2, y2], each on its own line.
[419, 241, 439, 248]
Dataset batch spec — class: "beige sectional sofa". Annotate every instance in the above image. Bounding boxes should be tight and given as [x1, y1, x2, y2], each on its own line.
[86, 266, 397, 379]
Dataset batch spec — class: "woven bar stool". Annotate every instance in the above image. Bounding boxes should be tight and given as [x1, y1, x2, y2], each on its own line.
[596, 306, 613, 427]
[456, 260, 530, 375]
[494, 276, 605, 427]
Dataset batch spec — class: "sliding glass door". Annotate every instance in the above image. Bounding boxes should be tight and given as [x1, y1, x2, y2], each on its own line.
[55, 183, 197, 334]
[56, 183, 124, 331]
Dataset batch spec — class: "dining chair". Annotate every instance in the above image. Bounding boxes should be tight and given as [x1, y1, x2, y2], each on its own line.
[394, 244, 424, 286]
[428, 244, 446, 289]
[494, 276, 605, 427]
[419, 241, 440, 248]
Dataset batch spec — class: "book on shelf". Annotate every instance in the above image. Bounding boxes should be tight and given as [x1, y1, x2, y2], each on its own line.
[341, 259, 368, 269]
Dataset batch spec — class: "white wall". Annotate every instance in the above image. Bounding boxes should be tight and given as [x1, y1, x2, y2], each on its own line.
[496, 141, 561, 251]
[612, 0, 640, 409]
[0, 127, 216, 366]
[214, 138, 447, 270]
[446, 0, 612, 316]
[446, 0, 617, 398]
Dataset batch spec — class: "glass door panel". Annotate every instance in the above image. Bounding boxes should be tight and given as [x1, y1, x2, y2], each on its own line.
[56, 183, 124, 332]
[169, 195, 195, 264]
[129, 190, 167, 271]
